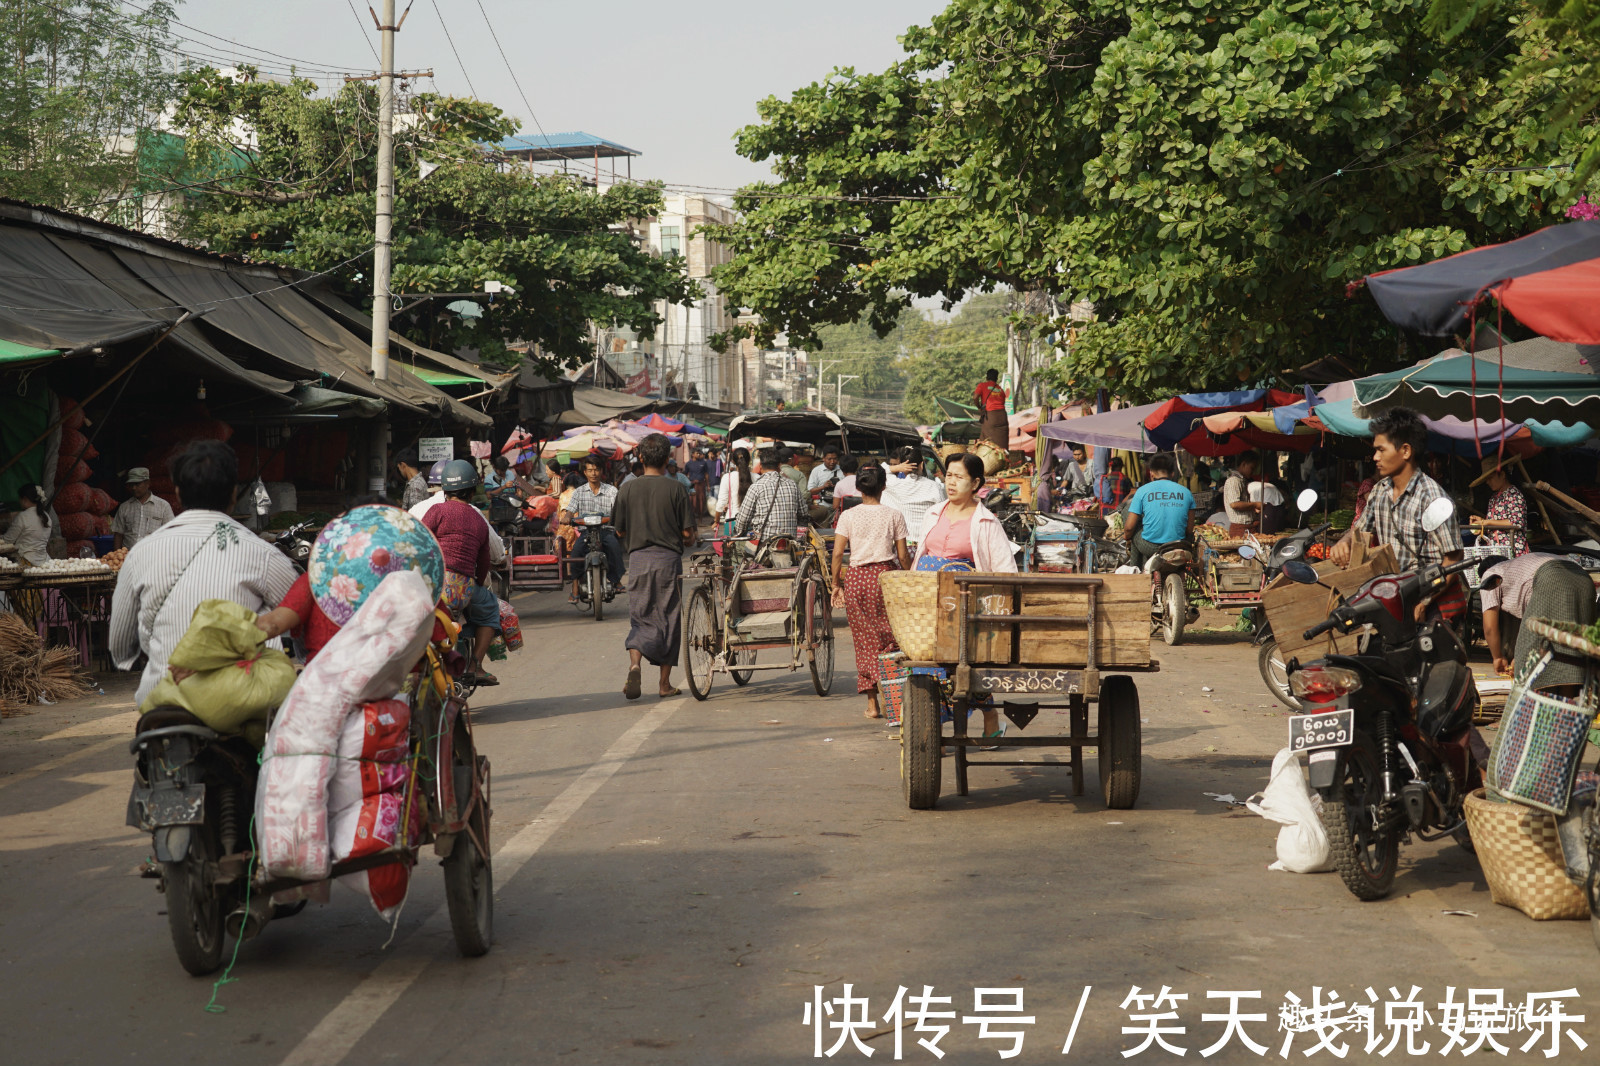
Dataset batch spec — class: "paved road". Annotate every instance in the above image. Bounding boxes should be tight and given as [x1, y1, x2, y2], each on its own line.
[1, 592, 1595, 1064]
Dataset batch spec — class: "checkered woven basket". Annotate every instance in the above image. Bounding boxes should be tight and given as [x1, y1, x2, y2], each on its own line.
[878, 653, 907, 726]
[1463, 789, 1588, 920]
[878, 571, 941, 661]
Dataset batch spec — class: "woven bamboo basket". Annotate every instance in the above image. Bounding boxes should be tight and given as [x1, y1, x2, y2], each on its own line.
[1463, 789, 1588, 920]
[970, 439, 1006, 476]
[879, 571, 942, 661]
[24, 571, 115, 587]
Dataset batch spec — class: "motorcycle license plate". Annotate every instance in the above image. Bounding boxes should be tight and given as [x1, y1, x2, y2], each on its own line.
[1287, 709, 1354, 753]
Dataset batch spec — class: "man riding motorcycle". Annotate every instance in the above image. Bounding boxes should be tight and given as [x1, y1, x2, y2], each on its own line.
[1122, 452, 1195, 567]
[561, 453, 623, 601]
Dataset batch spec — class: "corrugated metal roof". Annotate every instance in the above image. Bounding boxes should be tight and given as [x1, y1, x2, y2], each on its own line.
[495, 131, 639, 160]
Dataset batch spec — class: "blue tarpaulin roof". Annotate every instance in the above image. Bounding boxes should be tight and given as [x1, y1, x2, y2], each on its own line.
[495, 131, 640, 160]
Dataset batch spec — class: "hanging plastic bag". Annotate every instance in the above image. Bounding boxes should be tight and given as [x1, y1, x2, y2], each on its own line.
[1246, 747, 1334, 873]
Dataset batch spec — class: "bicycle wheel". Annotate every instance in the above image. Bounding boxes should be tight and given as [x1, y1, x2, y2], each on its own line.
[806, 578, 834, 696]
[682, 584, 716, 701]
[731, 646, 756, 685]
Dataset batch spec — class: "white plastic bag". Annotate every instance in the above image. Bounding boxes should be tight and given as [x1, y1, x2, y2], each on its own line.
[1246, 747, 1334, 873]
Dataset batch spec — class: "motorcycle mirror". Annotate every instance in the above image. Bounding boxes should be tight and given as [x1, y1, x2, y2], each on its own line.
[1295, 488, 1318, 514]
[1283, 559, 1320, 585]
[1236, 544, 1258, 560]
[1421, 497, 1455, 533]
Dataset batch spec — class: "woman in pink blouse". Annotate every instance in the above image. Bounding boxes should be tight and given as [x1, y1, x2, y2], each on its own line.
[1469, 457, 1530, 557]
[829, 464, 911, 718]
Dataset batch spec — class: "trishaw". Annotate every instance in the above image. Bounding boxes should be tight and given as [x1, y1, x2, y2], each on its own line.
[498, 531, 566, 600]
[129, 610, 493, 975]
[680, 529, 835, 700]
[881, 570, 1156, 810]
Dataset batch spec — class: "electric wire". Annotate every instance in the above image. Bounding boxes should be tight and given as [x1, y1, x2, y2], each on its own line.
[430, 0, 479, 100]
[473, 0, 553, 148]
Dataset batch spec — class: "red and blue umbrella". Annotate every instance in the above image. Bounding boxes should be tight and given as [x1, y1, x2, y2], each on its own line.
[1364, 221, 1600, 343]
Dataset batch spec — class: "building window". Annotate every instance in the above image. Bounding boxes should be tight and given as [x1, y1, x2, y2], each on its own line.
[659, 226, 681, 256]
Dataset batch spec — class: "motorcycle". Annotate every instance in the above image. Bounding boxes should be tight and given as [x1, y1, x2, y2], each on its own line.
[1146, 543, 1200, 645]
[571, 514, 615, 621]
[1281, 495, 1485, 901]
[272, 520, 316, 572]
[1244, 489, 1331, 709]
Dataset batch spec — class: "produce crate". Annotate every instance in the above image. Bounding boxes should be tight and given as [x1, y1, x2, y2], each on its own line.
[922, 571, 1150, 667]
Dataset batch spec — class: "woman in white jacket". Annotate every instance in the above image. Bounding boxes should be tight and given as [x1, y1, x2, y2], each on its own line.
[709, 446, 753, 528]
[910, 452, 1018, 743]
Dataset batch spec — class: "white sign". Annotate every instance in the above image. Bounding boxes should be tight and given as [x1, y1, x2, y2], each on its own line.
[418, 437, 453, 462]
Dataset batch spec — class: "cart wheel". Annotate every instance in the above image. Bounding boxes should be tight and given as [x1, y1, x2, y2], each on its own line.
[682, 584, 716, 701]
[589, 566, 604, 622]
[444, 748, 493, 957]
[1160, 572, 1186, 646]
[731, 646, 756, 685]
[806, 579, 834, 696]
[1097, 675, 1142, 810]
[902, 673, 941, 810]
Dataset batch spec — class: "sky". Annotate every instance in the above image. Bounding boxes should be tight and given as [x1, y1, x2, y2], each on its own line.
[167, 0, 949, 193]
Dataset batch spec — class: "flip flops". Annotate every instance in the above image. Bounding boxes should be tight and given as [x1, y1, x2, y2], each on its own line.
[624, 666, 642, 700]
[658, 686, 682, 698]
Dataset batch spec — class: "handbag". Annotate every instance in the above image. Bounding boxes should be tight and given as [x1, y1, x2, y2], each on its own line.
[1489, 649, 1596, 814]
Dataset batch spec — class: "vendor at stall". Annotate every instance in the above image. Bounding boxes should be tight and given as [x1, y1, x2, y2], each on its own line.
[1468, 455, 1530, 557]
[1221, 452, 1263, 536]
[1478, 553, 1596, 690]
[111, 467, 174, 551]
[4, 483, 53, 566]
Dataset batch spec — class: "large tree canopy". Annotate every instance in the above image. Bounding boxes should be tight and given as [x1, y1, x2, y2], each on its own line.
[169, 70, 695, 368]
[709, 0, 1599, 400]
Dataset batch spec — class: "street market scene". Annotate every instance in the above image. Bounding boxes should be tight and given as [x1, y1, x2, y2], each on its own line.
[4, 0, 1600, 1062]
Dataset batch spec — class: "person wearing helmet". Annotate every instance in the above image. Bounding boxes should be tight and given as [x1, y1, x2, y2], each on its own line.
[422, 459, 503, 685]
[427, 458, 448, 487]
[560, 453, 623, 601]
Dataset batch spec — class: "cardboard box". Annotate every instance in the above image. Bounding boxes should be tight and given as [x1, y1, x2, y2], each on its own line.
[1262, 543, 1397, 661]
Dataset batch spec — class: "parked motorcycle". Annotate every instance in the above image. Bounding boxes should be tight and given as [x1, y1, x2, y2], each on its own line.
[1146, 543, 1200, 645]
[1282, 495, 1484, 901]
[572, 514, 615, 621]
[1245, 489, 1330, 708]
[272, 521, 316, 572]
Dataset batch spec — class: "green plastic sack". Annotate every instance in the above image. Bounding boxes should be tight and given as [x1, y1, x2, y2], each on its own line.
[139, 599, 297, 738]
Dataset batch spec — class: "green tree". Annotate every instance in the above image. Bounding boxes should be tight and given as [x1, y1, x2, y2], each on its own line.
[709, 0, 1599, 401]
[168, 69, 695, 369]
[0, 0, 179, 212]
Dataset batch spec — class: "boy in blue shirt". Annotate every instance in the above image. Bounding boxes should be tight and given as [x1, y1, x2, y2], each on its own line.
[1123, 453, 1196, 566]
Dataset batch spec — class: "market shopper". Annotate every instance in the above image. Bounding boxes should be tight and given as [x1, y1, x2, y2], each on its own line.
[831, 455, 861, 502]
[828, 463, 909, 718]
[1469, 455, 1531, 557]
[110, 440, 298, 707]
[421, 460, 502, 686]
[685, 447, 712, 516]
[711, 445, 753, 524]
[734, 446, 805, 552]
[973, 368, 1009, 450]
[779, 448, 808, 494]
[1478, 553, 1597, 688]
[882, 444, 946, 551]
[1061, 443, 1091, 498]
[396, 449, 430, 510]
[613, 433, 696, 700]
[912, 452, 1018, 743]
[111, 467, 174, 551]
[1122, 453, 1195, 567]
[1330, 406, 1466, 622]
[4, 483, 54, 567]
[1096, 457, 1133, 509]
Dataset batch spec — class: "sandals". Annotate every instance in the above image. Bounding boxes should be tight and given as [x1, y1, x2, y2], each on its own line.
[658, 686, 682, 698]
[475, 671, 500, 687]
[624, 666, 642, 700]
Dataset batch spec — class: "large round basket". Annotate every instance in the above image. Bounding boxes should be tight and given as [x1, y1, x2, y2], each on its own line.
[24, 571, 115, 587]
[1524, 618, 1600, 661]
[878, 570, 941, 661]
[1462, 788, 1587, 920]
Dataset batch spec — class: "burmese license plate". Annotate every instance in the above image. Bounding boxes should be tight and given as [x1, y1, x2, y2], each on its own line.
[1287, 709, 1354, 753]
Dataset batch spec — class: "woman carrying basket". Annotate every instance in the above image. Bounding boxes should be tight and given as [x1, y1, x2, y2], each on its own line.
[829, 464, 910, 719]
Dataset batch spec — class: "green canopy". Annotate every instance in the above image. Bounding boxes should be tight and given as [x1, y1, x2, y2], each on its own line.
[935, 396, 979, 420]
[409, 367, 482, 387]
[1352, 354, 1600, 429]
[1315, 398, 1593, 449]
[0, 338, 60, 365]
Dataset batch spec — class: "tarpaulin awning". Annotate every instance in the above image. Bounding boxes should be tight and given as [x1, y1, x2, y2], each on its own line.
[1351, 353, 1600, 428]
[1038, 402, 1165, 452]
[725, 410, 922, 450]
[302, 285, 517, 392]
[1143, 388, 1314, 454]
[1366, 221, 1600, 343]
[1309, 397, 1592, 453]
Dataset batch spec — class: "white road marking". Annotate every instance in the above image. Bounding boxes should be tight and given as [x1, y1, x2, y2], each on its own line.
[280, 698, 683, 1066]
[39, 710, 138, 742]
[0, 735, 124, 793]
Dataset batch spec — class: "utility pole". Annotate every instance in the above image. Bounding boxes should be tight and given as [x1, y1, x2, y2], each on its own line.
[366, 0, 403, 494]
[836, 374, 860, 414]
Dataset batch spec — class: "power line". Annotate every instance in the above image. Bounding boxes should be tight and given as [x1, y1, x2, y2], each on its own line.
[430, 0, 479, 100]
[474, 0, 553, 148]
[343, 0, 382, 64]
[116, 0, 367, 72]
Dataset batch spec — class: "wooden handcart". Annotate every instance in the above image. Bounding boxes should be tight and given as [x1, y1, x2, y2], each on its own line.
[882, 570, 1157, 810]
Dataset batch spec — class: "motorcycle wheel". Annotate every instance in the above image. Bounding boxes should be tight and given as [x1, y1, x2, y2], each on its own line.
[1161, 572, 1186, 646]
[1320, 730, 1399, 901]
[1257, 640, 1303, 710]
[164, 831, 226, 976]
[589, 566, 604, 622]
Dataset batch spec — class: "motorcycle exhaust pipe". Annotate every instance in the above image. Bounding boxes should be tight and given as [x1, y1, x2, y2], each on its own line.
[225, 895, 274, 941]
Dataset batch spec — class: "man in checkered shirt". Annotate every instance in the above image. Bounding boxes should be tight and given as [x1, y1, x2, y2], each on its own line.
[1331, 406, 1465, 622]
[561, 454, 623, 597]
[735, 446, 805, 547]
